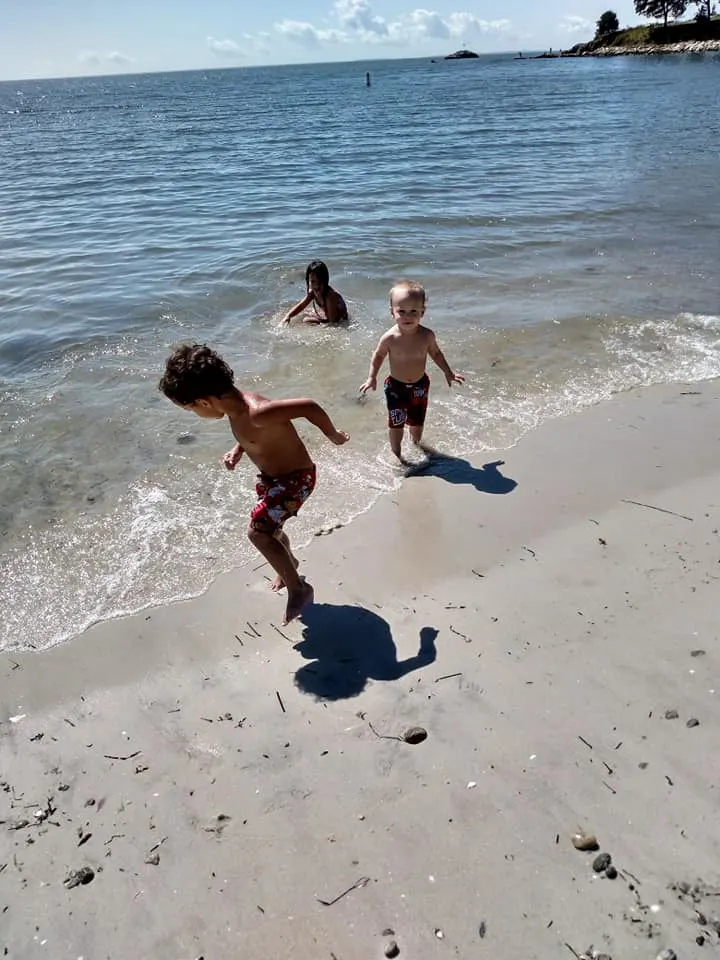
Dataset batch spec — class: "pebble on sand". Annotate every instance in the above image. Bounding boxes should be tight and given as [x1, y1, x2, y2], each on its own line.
[572, 832, 599, 851]
[402, 726, 428, 744]
[64, 866, 95, 889]
[384, 940, 400, 958]
[686, 718, 699, 728]
[592, 853, 612, 873]
[664, 709, 680, 720]
[656, 950, 677, 960]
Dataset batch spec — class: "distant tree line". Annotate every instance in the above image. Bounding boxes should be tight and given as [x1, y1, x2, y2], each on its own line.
[596, 0, 716, 37]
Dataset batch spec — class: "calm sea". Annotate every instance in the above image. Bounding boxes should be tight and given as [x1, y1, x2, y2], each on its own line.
[2, 54, 720, 652]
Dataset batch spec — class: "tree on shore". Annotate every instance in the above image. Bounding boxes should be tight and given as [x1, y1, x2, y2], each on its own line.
[694, 0, 714, 19]
[634, 0, 688, 27]
[596, 9, 620, 35]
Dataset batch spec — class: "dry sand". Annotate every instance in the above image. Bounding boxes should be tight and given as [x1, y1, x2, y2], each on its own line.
[2, 381, 720, 960]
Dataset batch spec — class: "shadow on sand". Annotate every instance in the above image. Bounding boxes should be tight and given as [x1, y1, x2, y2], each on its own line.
[293, 603, 438, 701]
[405, 450, 517, 494]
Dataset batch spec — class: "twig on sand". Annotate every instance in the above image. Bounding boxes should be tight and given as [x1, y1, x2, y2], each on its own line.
[578, 735, 593, 750]
[435, 673, 463, 683]
[471, 569, 484, 578]
[523, 546, 537, 558]
[602, 780, 617, 795]
[621, 499, 693, 522]
[449, 625, 469, 641]
[564, 944, 582, 960]
[316, 876, 370, 907]
[246, 621, 262, 638]
[276, 691, 286, 714]
[104, 834, 125, 846]
[234, 634, 244, 646]
[367, 721, 403, 743]
[103, 751, 141, 761]
[271, 623, 291, 642]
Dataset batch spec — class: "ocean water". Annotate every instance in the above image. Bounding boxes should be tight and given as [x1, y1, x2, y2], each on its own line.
[2, 53, 720, 652]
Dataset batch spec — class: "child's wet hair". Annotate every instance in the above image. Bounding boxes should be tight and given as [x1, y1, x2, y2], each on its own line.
[390, 280, 426, 306]
[159, 344, 235, 406]
[306, 259, 330, 294]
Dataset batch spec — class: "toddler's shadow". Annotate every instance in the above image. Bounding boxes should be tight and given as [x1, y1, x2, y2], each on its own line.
[294, 603, 437, 701]
[406, 450, 517, 494]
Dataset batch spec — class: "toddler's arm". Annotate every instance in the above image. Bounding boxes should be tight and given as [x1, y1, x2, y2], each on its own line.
[253, 399, 349, 445]
[282, 292, 312, 324]
[359, 333, 390, 393]
[223, 442, 244, 470]
[428, 331, 465, 387]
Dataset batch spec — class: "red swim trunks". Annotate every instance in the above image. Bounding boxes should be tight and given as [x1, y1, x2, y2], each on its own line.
[384, 373, 430, 428]
[250, 465, 317, 534]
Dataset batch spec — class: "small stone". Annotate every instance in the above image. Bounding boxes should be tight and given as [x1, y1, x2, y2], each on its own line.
[64, 866, 95, 889]
[84, 798, 96, 807]
[176, 432, 196, 445]
[58, 783, 70, 792]
[572, 832, 599, 851]
[605, 865, 618, 880]
[381, 929, 395, 937]
[384, 940, 400, 958]
[655, 950, 677, 960]
[686, 718, 700, 728]
[593, 853, 612, 873]
[664, 709, 679, 720]
[402, 726, 427, 744]
[690, 649, 706, 657]
[639, 762, 649, 769]
[434, 928, 444, 939]
[145, 851, 160, 866]
[696, 935, 705, 946]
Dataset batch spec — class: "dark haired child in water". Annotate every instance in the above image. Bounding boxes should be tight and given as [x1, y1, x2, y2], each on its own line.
[282, 260, 348, 324]
[359, 280, 464, 463]
[159, 343, 349, 624]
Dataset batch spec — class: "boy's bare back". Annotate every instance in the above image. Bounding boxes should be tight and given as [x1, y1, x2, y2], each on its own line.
[226, 391, 314, 477]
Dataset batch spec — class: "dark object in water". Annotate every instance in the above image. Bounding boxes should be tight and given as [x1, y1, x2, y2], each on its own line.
[445, 49, 479, 59]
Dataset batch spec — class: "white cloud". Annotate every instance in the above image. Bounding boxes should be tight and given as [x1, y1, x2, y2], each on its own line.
[335, 0, 389, 37]
[78, 50, 132, 67]
[274, 19, 342, 45]
[559, 15, 594, 34]
[207, 36, 245, 58]
[274, 2, 511, 48]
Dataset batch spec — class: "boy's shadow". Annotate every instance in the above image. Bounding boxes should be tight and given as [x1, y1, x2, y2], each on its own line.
[294, 603, 438, 701]
[406, 452, 517, 494]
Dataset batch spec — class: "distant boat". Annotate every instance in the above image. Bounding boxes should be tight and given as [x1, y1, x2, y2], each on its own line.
[444, 49, 479, 59]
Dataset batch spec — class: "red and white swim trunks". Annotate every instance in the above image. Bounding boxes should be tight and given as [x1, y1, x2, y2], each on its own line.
[250, 464, 316, 534]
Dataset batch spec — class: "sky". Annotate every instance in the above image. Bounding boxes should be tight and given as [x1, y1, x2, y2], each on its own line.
[1, 0, 654, 81]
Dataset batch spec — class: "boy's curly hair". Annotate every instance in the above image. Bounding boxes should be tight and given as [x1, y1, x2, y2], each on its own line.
[159, 344, 235, 405]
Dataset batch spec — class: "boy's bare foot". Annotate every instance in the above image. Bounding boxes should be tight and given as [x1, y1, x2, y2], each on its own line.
[270, 557, 300, 592]
[283, 581, 314, 625]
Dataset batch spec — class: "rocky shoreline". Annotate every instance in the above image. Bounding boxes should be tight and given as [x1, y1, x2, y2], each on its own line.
[535, 38, 720, 58]
[587, 38, 720, 55]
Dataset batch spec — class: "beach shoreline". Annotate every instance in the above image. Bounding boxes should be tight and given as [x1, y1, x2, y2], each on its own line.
[2, 379, 720, 958]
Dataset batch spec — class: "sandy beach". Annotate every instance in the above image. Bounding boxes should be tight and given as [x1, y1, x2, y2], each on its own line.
[2, 380, 720, 960]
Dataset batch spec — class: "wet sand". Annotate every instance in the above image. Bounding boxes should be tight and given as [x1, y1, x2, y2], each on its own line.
[2, 380, 720, 959]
